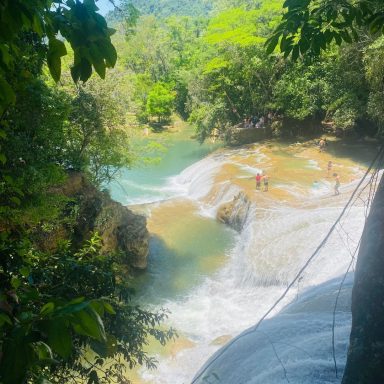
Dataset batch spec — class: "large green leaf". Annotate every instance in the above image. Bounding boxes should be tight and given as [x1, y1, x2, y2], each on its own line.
[89, 44, 106, 79]
[32, 341, 54, 361]
[265, 34, 279, 54]
[47, 38, 67, 82]
[47, 319, 72, 359]
[71, 307, 106, 342]
[80, 59, 93, 82]
[98, 40, 117, 68]
[40, 302, 55, 316]
[90, 334, 118, 358]
[56, 298, 89, 315]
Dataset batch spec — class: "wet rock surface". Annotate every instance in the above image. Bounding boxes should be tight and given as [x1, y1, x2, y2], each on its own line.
[55, 172, 149, 270]
[216, 191, 251, 232]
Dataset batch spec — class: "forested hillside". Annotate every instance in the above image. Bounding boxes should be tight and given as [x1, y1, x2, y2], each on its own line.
[106, 0, 382, 142]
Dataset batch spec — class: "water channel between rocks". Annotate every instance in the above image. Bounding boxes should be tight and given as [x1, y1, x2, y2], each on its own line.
[109, 128, 378, 384]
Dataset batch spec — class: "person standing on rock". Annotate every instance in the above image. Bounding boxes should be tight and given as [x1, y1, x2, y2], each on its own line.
[256, 173, 261, 190]
[263, 173, 269, 192]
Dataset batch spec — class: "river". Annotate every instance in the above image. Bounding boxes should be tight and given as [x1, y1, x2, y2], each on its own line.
[109, 127, 378, 384]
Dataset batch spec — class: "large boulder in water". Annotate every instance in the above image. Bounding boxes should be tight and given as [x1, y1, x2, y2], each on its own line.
[217, 192, 251, 232]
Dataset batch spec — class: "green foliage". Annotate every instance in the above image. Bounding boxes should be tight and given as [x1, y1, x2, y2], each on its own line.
[146, 83, 176, 122]
[205, 3, 283, 47]
[0, 233, 176, 384]
[120, 0, 213, 18]
[107, 1, 141, 36]
[186, 4, 284, 139]
[64, 79, 132, 185]
[189, 101, 228, 142]
[266, 0, 384, 59]
[0, 76, 70, 226]
[272, 58, 331, 120]
[364, 36, 384, 132]
[0, 3, 176, 384]
[114, 12, 209, 120]
[185, 0, 379, 140]
[0, 0, 117, 115]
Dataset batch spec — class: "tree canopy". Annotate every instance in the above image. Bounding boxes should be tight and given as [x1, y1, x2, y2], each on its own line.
[0, 2, 176, 384]
[0, 0, 117, 115]
[266, 0, 384, 59]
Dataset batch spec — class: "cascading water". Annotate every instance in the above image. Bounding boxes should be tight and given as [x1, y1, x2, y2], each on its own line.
[111, 139, 371, 384]
[141, 183, 365, 384]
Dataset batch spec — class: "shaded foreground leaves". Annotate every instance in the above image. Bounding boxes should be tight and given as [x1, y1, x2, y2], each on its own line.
[0, 233, 177, 384]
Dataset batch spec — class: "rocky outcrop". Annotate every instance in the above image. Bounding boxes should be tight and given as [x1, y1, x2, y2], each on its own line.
[54, 172, 149, 270]
[216, 192, 251, 232]
[226, 126, 270, 146]
[342, 176, 384, 383]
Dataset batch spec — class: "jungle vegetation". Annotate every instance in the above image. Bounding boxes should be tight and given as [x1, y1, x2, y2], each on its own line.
[1, 0, 384, 383]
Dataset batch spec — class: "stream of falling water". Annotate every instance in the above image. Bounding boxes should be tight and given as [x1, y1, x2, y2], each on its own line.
[111, 137, 377, 384]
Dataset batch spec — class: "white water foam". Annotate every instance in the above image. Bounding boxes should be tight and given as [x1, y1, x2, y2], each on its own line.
[305, 159, 322, 170]
[141, 176, 368, 384]
[198, 182, 242, 218]
[170, 156, 224, 200]
[193, 277, 353, 384]
[113, 155, 225, 206]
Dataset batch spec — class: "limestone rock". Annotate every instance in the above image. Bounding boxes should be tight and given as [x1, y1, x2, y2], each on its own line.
[226, 126, 270, 146]
[217, 192, 251, 232]
[62, 172, 149, 270]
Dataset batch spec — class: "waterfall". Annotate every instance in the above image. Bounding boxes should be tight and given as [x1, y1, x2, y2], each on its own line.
[115, 142, 370, 384]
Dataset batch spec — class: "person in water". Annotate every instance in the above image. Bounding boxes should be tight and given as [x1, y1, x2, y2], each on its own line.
[333, 173, 340, 195]
[255, 173, 261, 190]
[319, 138, 328, 152]
[319, 139, 325, 152]
[263, 173, 269, 192]
[327, 160, 333, 177]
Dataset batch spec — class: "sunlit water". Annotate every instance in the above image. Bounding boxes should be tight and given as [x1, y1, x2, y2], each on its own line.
[110, 135, 377, 384]
[109, 128, 219, 205]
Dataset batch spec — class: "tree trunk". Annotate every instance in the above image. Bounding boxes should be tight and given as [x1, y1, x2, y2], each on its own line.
[342, 176, 384, 384]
